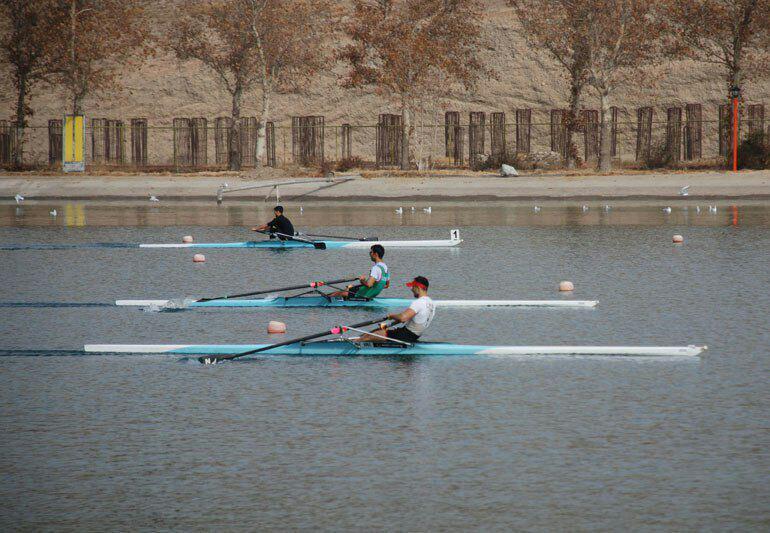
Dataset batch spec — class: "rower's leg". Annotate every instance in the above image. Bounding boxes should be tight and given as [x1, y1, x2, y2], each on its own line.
[357, 326, 389, 343]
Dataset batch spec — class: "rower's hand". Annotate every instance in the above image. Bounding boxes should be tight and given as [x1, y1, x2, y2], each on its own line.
[358, 275, 366, 282]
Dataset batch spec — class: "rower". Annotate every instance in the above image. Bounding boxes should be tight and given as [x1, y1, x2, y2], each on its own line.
[330, 244, 389, 300]
[252, 205, 295, 240]
[359, 276, 435, 344]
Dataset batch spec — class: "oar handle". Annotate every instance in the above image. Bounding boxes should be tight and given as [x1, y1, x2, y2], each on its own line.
[198, 316, 391, 365]
[196, 277, 358, 302]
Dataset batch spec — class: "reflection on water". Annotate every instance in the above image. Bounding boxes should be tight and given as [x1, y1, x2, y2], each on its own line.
[2, 200, 770, 227]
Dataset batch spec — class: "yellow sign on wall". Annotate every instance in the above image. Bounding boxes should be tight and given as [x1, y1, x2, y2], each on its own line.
[63, 115, 85, 172]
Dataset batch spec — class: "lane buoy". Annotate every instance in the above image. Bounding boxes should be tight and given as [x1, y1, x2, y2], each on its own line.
[673, 234, 684, 243]
[268, 320, 286, 334]
[182, 235, 193, 243]
[559, 281, 574, 292]
[193, 253, 206, 263]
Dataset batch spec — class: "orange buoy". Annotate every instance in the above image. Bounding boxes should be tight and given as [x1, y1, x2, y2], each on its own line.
[672, 234, 684, 243]
[267, 320, 287, 334]
[192, 253, 206, 263]
[182, 235, 194, 243]
[559, 281, 574, 292]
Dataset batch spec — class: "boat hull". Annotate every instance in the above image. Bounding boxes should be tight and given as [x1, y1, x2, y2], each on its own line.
[139, 239, 461, 249]
[114, 296, 598, 309]
[83, 342, 706, 357]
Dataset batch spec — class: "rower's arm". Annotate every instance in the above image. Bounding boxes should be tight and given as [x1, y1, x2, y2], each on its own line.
[388, 308, 416, 323]
[359, 275, 376, 287]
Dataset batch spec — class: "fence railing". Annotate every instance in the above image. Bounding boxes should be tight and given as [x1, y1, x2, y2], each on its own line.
[1, 103, 767, 171]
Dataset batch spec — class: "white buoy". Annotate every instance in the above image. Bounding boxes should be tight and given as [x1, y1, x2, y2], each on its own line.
[582, 205, 589, 212]
[192, 253, 206, 263]
[182, 235, 193, 243]
[673, 234, 684, 243]
[267, 320, 286, 334]
[663, 206, 672, 214]
[533, 206, 541, 213]
[559, 281, 574, 292]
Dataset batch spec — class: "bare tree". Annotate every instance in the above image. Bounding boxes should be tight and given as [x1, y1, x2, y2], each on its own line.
[663, 0, 770, 94]
[340, 0, 488, 170]
[46, 0, 151, 116]
[169, 0, 334, 170]
[0, 0, 57, 167]
[509, 0, 591, 168]
[583, 0, 661, 172]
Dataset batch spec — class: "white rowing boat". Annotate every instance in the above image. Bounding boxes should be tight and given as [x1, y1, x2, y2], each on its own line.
[139, 230, 463, 249]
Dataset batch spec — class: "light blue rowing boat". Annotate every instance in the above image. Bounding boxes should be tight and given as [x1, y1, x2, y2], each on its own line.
[83, 341, 706, 357]
[115, 296, 598, 309]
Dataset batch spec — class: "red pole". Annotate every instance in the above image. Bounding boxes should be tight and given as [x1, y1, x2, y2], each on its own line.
[732, 96, 739, 171]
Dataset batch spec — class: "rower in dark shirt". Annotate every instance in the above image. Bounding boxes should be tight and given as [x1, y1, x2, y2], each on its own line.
[252, 205, 295, 240]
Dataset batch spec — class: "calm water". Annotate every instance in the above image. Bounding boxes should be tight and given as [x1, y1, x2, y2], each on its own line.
[1, 202, 769, 530]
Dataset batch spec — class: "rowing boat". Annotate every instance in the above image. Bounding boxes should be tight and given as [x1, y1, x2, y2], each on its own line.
[139, 230, 462, 249]
[84, 342, 706, 357]
[115, 296, 598, 308]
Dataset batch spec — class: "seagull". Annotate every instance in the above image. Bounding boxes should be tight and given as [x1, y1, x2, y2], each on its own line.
[14, 194, 24, 204]
[395, 207, 403, 214]
[604, 205, 611, 212]
[299, 206, 303, 213]
[663, 206, 672, 214]
[581, 205, 589, 212]
[149, 195, 159, 202]
[49, 209, 57, 217]
[696, 206, 701, 214]
[533, 206, 541, 213]
[423, 206, 432, 213]
[221, 182, 229, 189]
[411, 206, 415, 212]
[709, 205, 717, 213]
[680, 186, 690, 196]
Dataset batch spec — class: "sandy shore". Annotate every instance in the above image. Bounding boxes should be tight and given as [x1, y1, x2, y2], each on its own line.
[2, 169, 769, 202]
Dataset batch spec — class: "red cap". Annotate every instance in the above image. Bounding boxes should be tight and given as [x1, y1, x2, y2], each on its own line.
[406, 276, 429, 290]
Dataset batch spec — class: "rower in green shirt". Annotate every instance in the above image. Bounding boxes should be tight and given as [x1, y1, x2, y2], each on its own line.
[331, 244, 389, 300]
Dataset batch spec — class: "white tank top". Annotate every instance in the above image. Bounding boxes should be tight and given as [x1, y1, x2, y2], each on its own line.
[405, 296, 435, 335]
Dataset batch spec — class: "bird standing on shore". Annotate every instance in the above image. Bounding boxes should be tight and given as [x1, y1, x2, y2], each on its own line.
[14, 194, 24, 204]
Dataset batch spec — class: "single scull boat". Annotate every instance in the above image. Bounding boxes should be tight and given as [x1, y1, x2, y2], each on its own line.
[115, 296, 598, 309]
[139, 230, 462, 249]
[84, 342, 706, 357]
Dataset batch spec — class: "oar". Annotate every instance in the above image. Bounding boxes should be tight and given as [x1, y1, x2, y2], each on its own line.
[198, 316, 391, 365]
[195, 277, 358, 303]
[257, 230, 326, 249]
[299, 232, 379, 242]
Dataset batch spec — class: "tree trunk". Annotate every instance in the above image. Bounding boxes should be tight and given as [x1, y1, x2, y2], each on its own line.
[255, 77, 271, 167]
[598, 90, 612, 172]
[400, 100, 411, 170]
[229, 86, 242, 171]
[13, 73, 27, 168]
[566, 78, 582, 169]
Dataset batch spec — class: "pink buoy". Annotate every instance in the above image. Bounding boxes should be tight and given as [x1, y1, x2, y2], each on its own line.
[267, 320, 287, 334]
[182, 235, 194, 243]
[192, 253, 206, 263]
[559, 280, 574, 292]
[672, 234, 684, 243]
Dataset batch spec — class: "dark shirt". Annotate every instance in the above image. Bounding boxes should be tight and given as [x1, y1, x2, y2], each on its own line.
[268, 214, 295, 239]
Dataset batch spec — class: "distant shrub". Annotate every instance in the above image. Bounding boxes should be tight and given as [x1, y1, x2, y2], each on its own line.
[642, 138, 676, 169]
[336, 156, 365, 172]
[737, 131, 770, 169]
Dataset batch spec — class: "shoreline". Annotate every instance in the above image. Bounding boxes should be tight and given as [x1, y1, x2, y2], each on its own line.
[2, 169, 769, 202]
